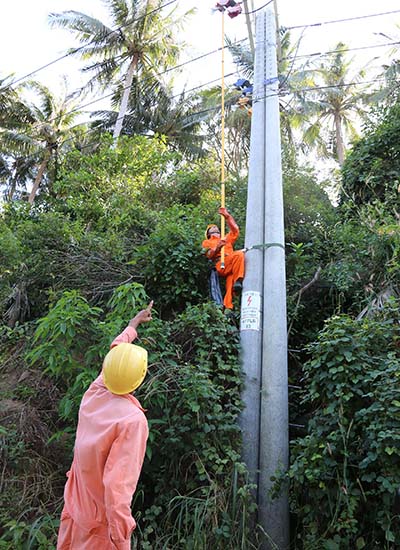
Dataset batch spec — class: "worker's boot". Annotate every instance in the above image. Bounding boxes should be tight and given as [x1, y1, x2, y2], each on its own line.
[233, 280, 243, 293]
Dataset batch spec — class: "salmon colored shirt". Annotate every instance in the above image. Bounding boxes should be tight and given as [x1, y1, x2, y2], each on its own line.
[60, 326, 148, 550]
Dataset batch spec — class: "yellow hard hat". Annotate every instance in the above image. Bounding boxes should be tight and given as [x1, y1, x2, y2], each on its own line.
[102, 343, 148, 395]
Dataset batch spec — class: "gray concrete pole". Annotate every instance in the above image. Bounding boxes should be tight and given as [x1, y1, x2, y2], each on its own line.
[259, 8, 289, 550]
[239, 13, 266, 487]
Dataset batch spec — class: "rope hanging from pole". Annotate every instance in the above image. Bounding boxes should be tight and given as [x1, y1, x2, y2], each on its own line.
[220, 10, 226, 270]
[214, 1, 243, 269]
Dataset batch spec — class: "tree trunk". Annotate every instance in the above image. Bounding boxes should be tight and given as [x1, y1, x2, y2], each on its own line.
[334, 112, 345, 165]
[28, 149, 51, 204]
[8, 174, 17, 201]
[112, 54, 139, 145]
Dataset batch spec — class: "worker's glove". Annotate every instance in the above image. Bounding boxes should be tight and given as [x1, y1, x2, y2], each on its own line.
[218, 207, 229, 218]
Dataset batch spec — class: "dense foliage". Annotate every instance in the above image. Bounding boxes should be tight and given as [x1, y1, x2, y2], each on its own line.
[0, 136, 259, 549]
[1, 11, 400, 548]
[284, 309, 400, 549]
[341, 102, 400, 209]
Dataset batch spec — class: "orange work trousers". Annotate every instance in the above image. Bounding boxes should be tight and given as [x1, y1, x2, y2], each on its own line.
[216, 250, 245, 309]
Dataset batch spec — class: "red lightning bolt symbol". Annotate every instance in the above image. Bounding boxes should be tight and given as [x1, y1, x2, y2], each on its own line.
[247, 295, 252, 306]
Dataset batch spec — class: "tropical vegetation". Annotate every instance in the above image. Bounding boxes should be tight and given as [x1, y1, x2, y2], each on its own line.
[0, 3, 399, 549]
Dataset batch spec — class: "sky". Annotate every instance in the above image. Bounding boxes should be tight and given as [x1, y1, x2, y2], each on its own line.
[1, 0, 400, 113]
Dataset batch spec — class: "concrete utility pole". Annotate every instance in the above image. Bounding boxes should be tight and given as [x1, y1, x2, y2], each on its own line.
[240, 8, 289, 550]
[239, 11, 266, 487]
[259, 8, 289, 550]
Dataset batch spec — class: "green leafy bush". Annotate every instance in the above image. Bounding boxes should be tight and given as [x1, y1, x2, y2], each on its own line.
[136, 205, 210, 313]
[341, 102, 400, 210]
[136, 303, 256, 549]
[26, 290, 103, 383]
[284, 305, 400, 549]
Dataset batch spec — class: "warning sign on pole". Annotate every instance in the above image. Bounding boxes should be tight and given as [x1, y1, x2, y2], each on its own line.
[240, 290, 261, 331]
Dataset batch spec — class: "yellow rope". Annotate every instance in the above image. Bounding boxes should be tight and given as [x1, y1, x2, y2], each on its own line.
[220, 11, 226, 269]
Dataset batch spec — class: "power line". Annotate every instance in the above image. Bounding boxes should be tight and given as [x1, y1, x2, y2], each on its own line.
[0, 34, 251, 161]
[0, 0, 179, 92]
[170, 72, 237, 101]
[3, 71, 399, 197]
[1, 73, 243, 165]
[284, 40, 400, 62]
[69, 73, 400, 154]
[254, 75, 398, 104]
[245, 0, 274, 15]
[16, 73, 400, 165]
[31, 38, 248, 124]
[287, 9, 400, 30]
[8, 72, 400, 163]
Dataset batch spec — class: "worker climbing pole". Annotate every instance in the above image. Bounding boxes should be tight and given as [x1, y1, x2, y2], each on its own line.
[202, 1, 245, 312]
[214, 0, 242, 269]
[234, 78, 253, 116]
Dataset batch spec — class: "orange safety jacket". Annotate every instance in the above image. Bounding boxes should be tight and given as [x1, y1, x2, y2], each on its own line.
[202, 217, 244, 309]
[202, 222, 239, 262]
[57, 326, 148, 550]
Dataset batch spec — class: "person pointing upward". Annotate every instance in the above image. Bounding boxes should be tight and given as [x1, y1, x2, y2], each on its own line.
[57, 301, 153, 550]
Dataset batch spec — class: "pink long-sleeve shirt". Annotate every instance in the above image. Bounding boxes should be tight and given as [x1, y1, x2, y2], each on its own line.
[57, 326, 148, 550]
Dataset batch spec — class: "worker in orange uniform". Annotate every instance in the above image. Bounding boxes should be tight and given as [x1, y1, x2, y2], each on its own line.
[57, 301, 153, 550]
[202, 207, 245, 310]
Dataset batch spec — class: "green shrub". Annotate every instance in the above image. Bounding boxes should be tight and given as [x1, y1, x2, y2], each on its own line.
[136, 205, 210, 313]
[341, 102, 400, 210]
[136, 303, 256, 549]
[284, 305, 400, 549]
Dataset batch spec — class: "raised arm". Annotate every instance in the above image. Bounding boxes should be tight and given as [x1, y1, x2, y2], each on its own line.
[110, 301, 153, 348]
[219, 207, 239, 242]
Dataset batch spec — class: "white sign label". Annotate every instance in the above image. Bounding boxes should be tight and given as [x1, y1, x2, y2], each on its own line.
[240, 291, 261, 331]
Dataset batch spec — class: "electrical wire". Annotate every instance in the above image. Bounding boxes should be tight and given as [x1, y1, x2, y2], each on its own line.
[6, 71, 399, 166]
[4, 2, 400, 173]
[4, 70, 399, 191]
[14, 71, 400, 166]
[252, 75, 398, 105]
[244, 0, 274, 15]
[3, 3, 399, 95]
[0, 35, 250, 163]
[2, 76, 240, 166]
[287, 9, 400, 31]
[283, 40, 400, 62]
[0, 0, 179, 92]
[26, 37, 248, 125]
[170, 72, 237, 101]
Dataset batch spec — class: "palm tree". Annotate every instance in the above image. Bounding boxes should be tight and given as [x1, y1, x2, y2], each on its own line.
[0, 81, 84, 204]
[49, 0, 191, 144]
[0, 76, 36, 199]
[0, 154, 35, 201]
[90, 77, 207, 158]
[297, 43, 368, 165]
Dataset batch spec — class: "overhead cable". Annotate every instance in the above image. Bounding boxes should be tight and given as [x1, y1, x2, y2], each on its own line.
[0, 0, 179, 92]
[287, 9, 400, 30]
[283, 40, 400, 62]
[34, 37, 248, 123]
[4, 71, 399, 180]
[244, 0, 274, 15]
